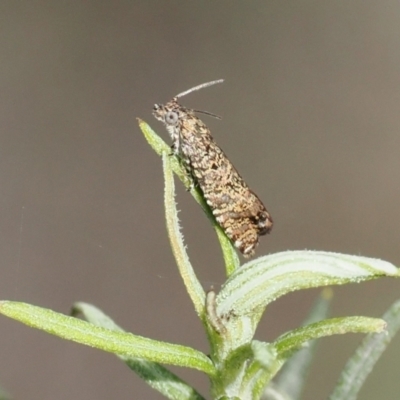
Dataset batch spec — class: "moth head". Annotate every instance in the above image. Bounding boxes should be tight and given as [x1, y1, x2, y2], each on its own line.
[152, 103, 166, 122]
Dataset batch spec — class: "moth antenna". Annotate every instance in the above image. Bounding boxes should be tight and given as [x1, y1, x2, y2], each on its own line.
[175, 79, 224, 99]
[193, 109, 222, 120]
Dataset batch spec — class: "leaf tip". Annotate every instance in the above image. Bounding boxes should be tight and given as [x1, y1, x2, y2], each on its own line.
[137, 118, 146, 128]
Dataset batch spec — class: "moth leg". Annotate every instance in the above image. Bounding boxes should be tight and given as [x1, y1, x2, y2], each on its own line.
[168, 143, 175, 156]
[177, 158, 197, 191]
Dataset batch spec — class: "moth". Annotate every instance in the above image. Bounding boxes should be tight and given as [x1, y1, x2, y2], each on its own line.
[152, 79, 273, 257]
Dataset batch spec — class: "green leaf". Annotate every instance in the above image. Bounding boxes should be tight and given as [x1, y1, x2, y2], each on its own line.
[0, 301, 215, 376]
[73, 302, 205, 400]
[329, 299, 400, 400]
[162, 152, 205, 316]
[217, 251, 398, 319]
[275, 288, 333, 400]
[138, 119, 239, 275]
[274, 316, 386, 359]
[211, 342, 279, 400]
[243, 341, 280, 399]
[216, 226, 240, 277]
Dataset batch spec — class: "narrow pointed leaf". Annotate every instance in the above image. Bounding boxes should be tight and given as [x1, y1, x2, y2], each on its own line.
[217, 251, 398, 318]
[276, 288, 333, 400]
[329, 299, 400, 400]
[163, 153, 205, 316]
[73, 302, 205, 400]
[274, 316, 386, 358]
[138, 119, 239, 274]
[0, 301, 215, 375]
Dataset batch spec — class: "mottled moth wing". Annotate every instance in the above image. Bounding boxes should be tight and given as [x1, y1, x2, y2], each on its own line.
[153, 83, 273, 257]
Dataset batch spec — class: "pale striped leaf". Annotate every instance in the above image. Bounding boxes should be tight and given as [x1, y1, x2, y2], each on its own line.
[217, 251, 398, 318]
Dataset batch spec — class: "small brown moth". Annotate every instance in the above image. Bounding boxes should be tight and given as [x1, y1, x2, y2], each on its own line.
[152, 79, 273, 257]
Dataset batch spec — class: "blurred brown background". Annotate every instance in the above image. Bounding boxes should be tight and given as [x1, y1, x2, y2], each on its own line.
[1, 2, 400, 399]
